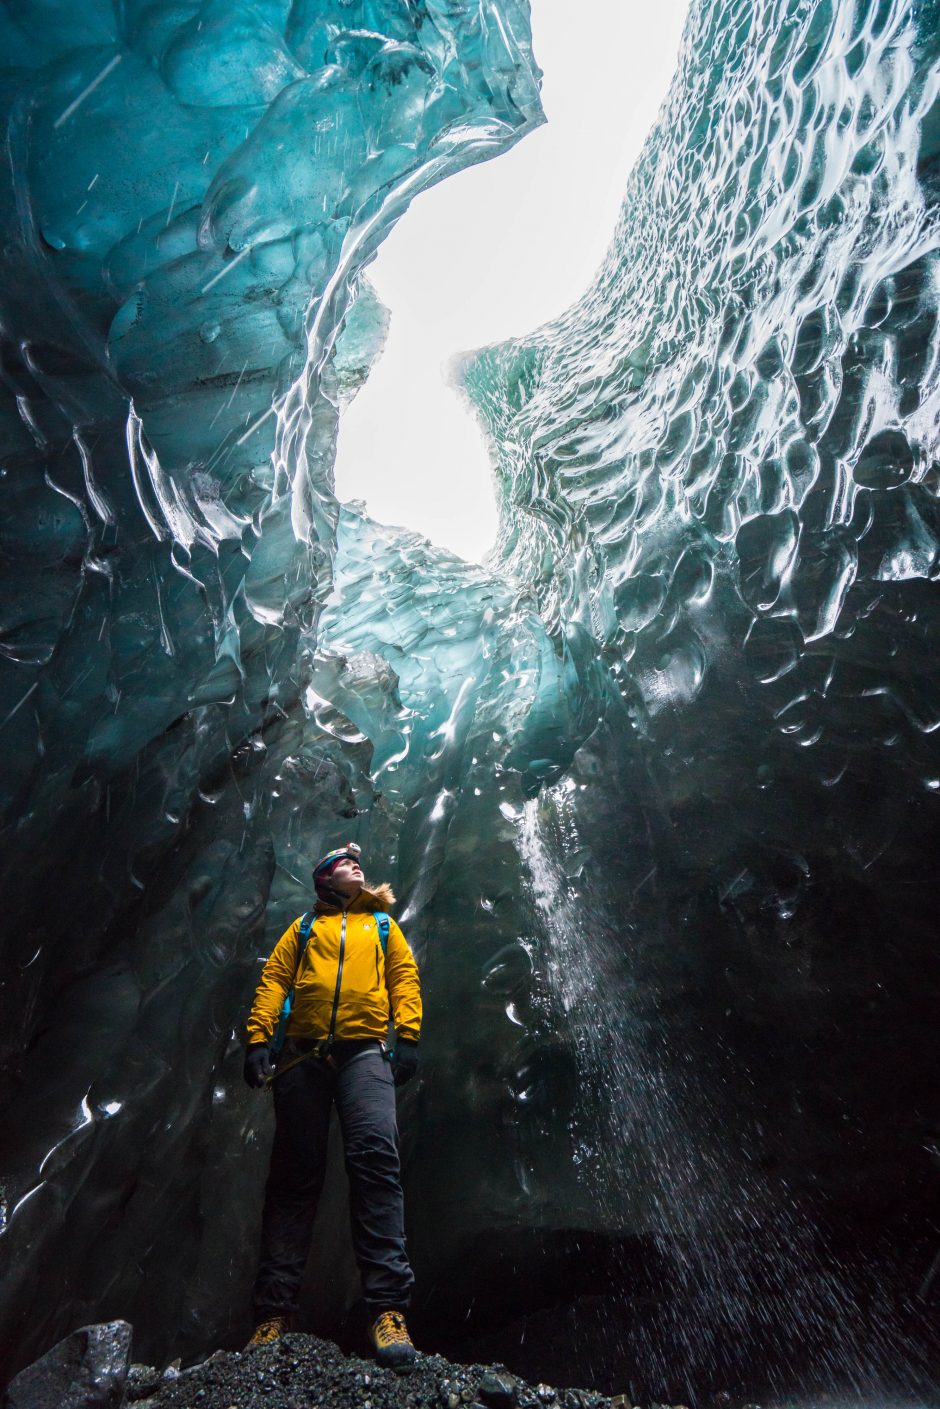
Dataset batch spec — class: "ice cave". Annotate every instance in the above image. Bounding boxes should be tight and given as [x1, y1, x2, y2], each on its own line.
[0, 0, 939, 1403]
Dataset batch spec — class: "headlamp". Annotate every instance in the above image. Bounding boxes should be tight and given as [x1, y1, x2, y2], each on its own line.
[313, 841, 362, 875]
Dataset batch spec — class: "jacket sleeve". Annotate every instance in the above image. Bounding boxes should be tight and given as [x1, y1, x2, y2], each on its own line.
[385, 919, 422, 1042]
[245, 918, 302, 1047]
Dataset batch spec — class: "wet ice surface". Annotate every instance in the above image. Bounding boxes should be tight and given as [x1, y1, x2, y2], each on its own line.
[443, 0, 940, 1394]
[1, 0, 940, 1401]
[0, 0, 543, 1381]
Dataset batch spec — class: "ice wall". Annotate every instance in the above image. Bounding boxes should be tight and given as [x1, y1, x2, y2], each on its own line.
[0, 0, 541, 1379]
[455, 0, 940, 1388]
[1, 0, 939, 1397]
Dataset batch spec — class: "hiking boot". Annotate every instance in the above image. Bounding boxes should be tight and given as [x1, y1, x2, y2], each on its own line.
[369, 1310, 416, 1370]
[246, 1315, 289, 1348]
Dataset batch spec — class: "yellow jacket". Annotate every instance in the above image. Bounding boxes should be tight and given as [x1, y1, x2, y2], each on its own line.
[246, 883, 421, 1047]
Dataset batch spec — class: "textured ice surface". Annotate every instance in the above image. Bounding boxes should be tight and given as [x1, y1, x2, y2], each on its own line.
[455, 0, 940, 1387]
[1, 0, 940, 1397]
[0, 0, 542, 1379]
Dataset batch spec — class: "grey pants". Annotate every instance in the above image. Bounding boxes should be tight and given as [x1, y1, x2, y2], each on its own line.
[252, 1039, 414, 1321]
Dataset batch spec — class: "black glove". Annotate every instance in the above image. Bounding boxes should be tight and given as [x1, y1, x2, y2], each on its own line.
[391, 1038, 418, 1088]
[244, 1044, 273, 1088]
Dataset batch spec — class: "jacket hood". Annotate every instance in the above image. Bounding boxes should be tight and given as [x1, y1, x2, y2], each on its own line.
[314, 881, 395, 916]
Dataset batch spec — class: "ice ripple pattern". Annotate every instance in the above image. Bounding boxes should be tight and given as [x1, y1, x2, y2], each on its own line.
[0, 0, 541, 1378]
[455, 0, 940, 1390]
[468, 0, 940, 767]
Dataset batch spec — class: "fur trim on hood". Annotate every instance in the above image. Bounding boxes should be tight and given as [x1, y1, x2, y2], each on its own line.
[314, 881, 395, 917]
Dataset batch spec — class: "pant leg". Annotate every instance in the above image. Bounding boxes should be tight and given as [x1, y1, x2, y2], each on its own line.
[335, 1045, 415, 1314]
[252, 1056, 334, 1321]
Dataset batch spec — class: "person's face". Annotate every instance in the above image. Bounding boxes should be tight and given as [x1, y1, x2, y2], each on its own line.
[328, 856, 364, 897]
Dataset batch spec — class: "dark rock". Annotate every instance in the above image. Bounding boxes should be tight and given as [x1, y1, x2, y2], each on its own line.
[478, 1370, 518, 1409]
[126, 1363, 163, 1402]
[4, 1321, 132, 1409]
[560, 1394, 597, 1409]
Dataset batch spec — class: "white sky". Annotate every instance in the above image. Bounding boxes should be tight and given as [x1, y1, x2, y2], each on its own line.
[333, 0, 690, 563]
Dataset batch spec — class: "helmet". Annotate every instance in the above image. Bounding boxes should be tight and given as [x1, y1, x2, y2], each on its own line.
[313, 841, 362, 876]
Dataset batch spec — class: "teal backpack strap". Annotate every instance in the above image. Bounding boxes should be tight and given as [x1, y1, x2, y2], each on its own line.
[271, 911, 315, 1055]
[373, 912, 390, 957]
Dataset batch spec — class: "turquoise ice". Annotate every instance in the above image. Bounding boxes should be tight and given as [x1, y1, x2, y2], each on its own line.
[0, 0, 939, 1399]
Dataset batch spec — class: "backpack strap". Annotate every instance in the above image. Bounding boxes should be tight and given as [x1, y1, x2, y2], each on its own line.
[271, 911, 315, 1055]
[373, 912, 390, 957]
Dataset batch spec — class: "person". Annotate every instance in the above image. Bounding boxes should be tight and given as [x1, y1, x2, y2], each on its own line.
[243, 841, 422, 1369]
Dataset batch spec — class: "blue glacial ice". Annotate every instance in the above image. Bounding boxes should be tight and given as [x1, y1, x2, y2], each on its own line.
[1, 0, 940, 1399]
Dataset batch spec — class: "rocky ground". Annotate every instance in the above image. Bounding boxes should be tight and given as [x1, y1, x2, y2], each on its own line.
[129, 1334, 697, 1409]
[6, 1322, 928, 1409]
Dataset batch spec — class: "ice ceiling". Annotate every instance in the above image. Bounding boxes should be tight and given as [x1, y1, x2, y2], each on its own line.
[1, 0, 939, 1400]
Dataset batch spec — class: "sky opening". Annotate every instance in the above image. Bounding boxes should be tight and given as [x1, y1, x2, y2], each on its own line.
[333, 0, 690, 564]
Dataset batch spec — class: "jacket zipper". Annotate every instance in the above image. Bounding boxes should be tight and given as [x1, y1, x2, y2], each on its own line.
[327, 910, 347, 1046]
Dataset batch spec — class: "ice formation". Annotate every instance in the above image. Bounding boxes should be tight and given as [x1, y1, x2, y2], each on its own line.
[1, 0, 939, 1400]
[0, 0, 542, 1380]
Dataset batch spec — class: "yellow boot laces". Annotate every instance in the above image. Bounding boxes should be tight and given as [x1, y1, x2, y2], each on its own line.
[248, 1316, 289, 1347]
[372, 1310, 413, 1349]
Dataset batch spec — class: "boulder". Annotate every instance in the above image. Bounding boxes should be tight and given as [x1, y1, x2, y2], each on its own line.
[4, 1321, 132, 1409]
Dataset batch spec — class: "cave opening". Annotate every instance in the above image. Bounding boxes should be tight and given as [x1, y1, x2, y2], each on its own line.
[331, 0, 688, 564]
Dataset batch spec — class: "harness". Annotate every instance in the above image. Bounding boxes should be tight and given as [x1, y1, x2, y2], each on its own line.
[268, 910, 391, 1082]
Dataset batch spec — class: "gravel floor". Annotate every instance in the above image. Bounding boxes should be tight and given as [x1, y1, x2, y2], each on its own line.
[129, 1333, 690, 1409]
